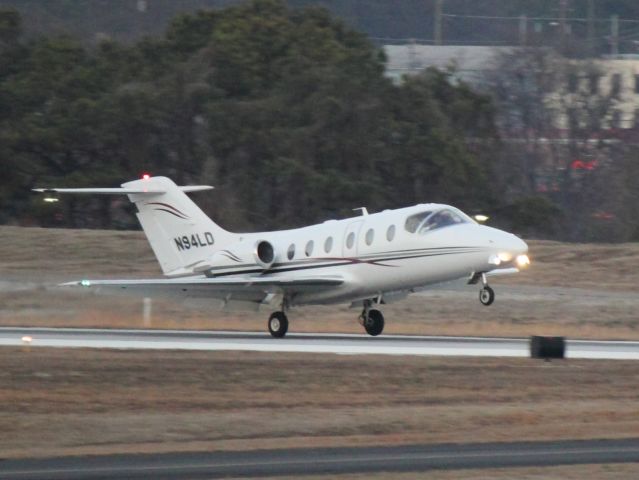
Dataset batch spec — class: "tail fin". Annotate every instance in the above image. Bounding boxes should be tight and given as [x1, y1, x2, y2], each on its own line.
[34, 176, 236, 276]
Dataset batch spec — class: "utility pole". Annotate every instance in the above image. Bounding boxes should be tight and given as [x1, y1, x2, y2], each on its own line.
[434, 0, 443, 45]
[587, 0, 595, 55]
[519, 15, 527, 46]
[611, 14, 619, 56]
[559, 0, 568, 44]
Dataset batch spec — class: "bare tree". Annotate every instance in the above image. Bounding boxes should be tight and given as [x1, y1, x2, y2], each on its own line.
[483, 47, 634, 241]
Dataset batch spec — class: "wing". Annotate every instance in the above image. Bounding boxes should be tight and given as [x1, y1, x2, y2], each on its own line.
[61, 274, 343, 309]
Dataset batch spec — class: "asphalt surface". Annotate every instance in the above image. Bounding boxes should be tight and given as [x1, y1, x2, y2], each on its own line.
[2, 439, 639, 479]
[2, 327, 639, 359]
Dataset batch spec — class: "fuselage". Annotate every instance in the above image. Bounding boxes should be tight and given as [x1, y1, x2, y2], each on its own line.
[203, 204, 528, 306]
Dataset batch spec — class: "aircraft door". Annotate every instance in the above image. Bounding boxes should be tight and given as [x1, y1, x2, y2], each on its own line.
[342, 220, 364, 257]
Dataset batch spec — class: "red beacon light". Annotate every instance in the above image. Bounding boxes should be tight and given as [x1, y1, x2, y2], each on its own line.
[142, 173, 151, 180]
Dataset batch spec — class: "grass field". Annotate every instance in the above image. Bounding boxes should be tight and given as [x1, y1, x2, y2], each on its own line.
[5, 225, 639, 288]
[2, 225, 639, 478]
[2, 348, 639, 460]
[2, 226, 639, 339]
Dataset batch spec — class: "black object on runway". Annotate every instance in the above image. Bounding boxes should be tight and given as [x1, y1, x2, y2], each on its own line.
[530, 335, 566, 359]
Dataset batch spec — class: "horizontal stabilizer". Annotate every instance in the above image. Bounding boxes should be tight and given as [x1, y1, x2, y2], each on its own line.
[33, 186, 213, 195]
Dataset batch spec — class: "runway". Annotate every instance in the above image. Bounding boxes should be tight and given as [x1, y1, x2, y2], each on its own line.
[2, 327, 639, 359]
[2, 439, 639, 479]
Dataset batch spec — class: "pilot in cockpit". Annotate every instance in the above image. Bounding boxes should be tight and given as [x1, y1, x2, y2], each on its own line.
[405, 208, 469, 235]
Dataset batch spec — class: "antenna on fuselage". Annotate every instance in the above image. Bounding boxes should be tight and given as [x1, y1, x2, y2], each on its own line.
[353, 207, 369, 216]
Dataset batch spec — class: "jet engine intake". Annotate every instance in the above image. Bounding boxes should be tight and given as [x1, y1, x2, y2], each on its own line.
[255, 240, 275, 269]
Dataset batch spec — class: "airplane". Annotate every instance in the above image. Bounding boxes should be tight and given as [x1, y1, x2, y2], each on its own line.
[35, 175, 530, 338]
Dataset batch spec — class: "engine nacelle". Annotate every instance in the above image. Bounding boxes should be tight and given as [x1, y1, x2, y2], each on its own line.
[254, 240, 275, 269]
[202, 239, 278, 272]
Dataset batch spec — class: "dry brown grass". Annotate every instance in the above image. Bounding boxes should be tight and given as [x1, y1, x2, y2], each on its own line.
[3, 226, 639, 471]
[2, 226, 639, 339]
[510, 240, 639, 290]
[4, 225, 639, 288]
[1, 348, 639, 460]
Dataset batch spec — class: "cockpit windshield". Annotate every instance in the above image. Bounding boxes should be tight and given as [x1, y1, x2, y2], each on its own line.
[404, 208, 472, 235]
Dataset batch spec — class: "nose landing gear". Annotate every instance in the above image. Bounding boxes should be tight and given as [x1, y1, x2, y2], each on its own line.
[469, 272, 496, 306]
[478, 272, 495, 306]
[479, 285, 495, 306]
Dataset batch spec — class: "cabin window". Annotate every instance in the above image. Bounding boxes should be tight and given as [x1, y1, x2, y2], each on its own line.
[324, 236, 333, 253]
[386, 225, 396, 241]
[287, 243, 295, 260]
[305, 240, 314, 257]
[365, 228, 374, 246]
[346, 232, 355, 249]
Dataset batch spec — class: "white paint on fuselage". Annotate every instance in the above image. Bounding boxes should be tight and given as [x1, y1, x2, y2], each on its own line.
[218, 204, 528, 306]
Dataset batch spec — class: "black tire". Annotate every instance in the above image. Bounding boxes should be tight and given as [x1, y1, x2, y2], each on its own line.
[479, 286, 495, 306]
[364, 309, 384, 336]
[268, 311, 288, 338]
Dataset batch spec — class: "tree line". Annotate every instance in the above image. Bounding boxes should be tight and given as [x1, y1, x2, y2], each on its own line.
[6, 0, 639, 55]
[3, 0, 638, 242]
[0, 0, 498, 233]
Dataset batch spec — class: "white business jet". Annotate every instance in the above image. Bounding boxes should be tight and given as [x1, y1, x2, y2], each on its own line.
[35, 175, 529, 337]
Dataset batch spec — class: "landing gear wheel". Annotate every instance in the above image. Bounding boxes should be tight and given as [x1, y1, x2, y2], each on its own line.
[268, 311, 288, 338]
[479, 286, 495, 306]
[364, 309, 385, 336]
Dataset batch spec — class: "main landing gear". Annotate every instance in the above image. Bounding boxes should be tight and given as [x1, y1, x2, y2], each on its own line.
[268, 311, 288, 338]
[359, 300, 385, 336]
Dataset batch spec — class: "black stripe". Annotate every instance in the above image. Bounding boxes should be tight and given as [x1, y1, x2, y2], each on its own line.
[268, 248, 486, 268]
[153, 208, 188, 220]
[359, 246, 484, 258]
[208, 250, 484, 277]
[219, 252, 242, 263]
[221, 250, 242, 262]
[147, 202, 190, 218]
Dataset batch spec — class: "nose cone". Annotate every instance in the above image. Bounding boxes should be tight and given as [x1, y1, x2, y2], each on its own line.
[508, 234, 528, 255]
[481, 226, 530, 268]
[495, 230, 528, 257]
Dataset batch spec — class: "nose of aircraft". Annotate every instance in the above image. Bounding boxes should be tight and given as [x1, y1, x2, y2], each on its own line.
[482, 226, 529, 268]
[505, 233, 528, 255]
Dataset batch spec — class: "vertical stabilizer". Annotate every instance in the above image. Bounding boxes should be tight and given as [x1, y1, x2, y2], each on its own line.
[123, 177, 235, 276]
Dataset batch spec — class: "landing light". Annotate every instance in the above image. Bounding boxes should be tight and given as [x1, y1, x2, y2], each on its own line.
[497, 252, 513, 262]
[80, 279, 91, 287]
[43, 197, 59, 203]
[488, 254, 501, 266]
[516, 254, 531, 268]
[474, 214, 489, 223]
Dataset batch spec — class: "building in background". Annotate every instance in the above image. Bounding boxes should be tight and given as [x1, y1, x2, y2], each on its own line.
[384, 44, 639, 132]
